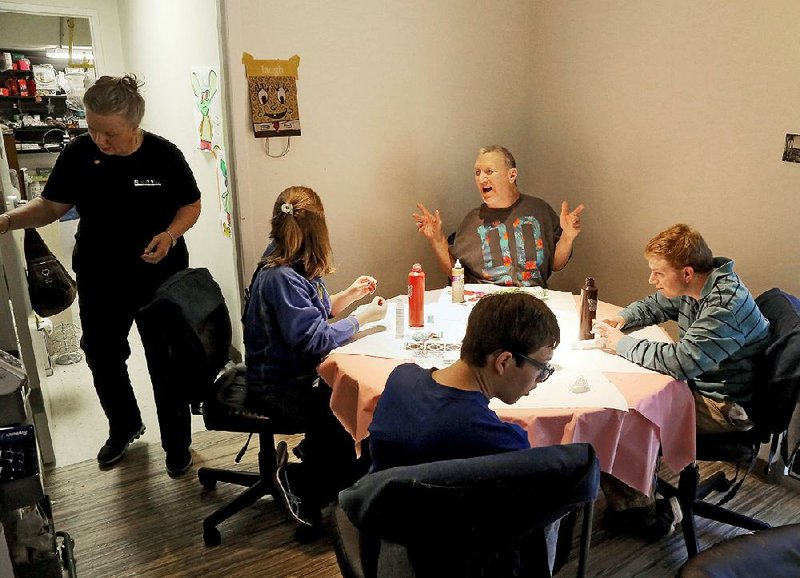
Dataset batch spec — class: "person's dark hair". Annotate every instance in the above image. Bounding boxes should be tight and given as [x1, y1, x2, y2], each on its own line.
[461, 292, 559, 367]
[645, 224, 713, 273]
[478, 145, 516, 170]
[83, 74, 145, 127]
[261, 186, 334, 279]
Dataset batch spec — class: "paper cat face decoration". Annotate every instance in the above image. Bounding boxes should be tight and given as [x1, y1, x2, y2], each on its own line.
[250, 76, 299, 123]
[243, 53, 301, 137]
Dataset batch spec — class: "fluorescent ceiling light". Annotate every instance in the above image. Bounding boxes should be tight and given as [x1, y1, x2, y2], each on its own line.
[45, 50, 94, 61]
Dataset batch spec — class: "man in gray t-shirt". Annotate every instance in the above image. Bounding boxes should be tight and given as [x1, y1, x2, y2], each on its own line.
[413, 145, 584, 288]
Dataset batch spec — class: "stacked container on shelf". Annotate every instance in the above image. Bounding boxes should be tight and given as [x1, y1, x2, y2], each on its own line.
[0, 350, 74, 577]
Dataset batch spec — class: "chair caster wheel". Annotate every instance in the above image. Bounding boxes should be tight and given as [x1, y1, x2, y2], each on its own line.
[203, 526, 221, 547]
[198, 471, 217, 490]
[296, 524, 324, 543]
[717, 477, 734, 492]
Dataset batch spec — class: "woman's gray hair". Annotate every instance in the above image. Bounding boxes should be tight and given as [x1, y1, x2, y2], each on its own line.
[83, 74, 145, 127]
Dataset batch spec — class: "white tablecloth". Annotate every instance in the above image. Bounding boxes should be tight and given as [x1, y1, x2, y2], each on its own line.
[333, 286, 671, 412]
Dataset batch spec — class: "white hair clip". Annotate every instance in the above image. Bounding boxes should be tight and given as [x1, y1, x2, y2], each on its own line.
[280, 202, 294, 215]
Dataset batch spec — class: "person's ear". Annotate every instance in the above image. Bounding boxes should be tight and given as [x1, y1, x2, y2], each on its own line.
[493, 351, 514, 375]
[683, 266, 694, 284]
[508, 168, 518, 184]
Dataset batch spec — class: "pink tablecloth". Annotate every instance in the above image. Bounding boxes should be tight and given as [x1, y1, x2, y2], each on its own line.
[319, 298, 697, 496]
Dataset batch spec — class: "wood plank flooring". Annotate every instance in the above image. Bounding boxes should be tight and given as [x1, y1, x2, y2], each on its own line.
[44, 430, 800, 577]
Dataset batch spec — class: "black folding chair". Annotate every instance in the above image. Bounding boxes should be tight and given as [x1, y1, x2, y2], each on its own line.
[334, 443, 600, 578]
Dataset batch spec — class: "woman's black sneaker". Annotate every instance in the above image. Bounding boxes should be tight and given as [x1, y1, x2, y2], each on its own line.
[97, 424, 146, 467]
[273, 441, 322, 527]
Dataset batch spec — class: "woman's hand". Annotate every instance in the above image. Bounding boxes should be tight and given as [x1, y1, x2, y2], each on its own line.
[332, 276, 378, 316]
[141, 232, 172, 264]
[347, 275, 378, 301]
[355, 296, 388, 326]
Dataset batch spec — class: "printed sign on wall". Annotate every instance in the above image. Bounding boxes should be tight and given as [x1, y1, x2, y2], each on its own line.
[242, 52, 301, 138]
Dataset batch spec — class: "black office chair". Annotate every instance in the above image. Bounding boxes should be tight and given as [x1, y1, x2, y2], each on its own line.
[138, 267, 307, 546]
[197, 364, 305, 546]
[677, 523, 800, 578]
[658, 288, 800, 558]
[333, 443, 600, 578]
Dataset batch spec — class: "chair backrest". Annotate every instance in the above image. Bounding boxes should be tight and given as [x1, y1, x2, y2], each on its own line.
[751, 289, 800, 439]
[678, 523, 800, 578]
[138, 268, 232, 409]
[337, 443, 600, 577]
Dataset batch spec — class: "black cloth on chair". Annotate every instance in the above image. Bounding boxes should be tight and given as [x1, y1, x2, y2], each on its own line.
[335, 443, 600, 578]
[137, 267, 231, 454]
[745, 289, 800, 437]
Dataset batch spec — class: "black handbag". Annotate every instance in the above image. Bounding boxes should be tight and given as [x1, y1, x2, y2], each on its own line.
[23, 228, 77, 317]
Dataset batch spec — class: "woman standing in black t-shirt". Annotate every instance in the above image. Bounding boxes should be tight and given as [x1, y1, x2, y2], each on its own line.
[0, 75, 202, 476]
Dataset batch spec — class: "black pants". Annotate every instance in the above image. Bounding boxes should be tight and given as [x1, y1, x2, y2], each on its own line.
[251, 377, 370, 506]
[76, 264, 191, 455]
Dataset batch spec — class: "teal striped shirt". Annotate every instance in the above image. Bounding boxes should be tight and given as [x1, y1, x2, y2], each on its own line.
[616, 257, 769, 403]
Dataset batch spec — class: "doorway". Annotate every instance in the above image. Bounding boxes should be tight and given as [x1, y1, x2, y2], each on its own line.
[0, 6, 175, 468]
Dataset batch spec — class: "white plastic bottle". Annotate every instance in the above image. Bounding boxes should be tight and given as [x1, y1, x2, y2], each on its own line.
[395, 300, 405, 338]
[451, 259, 465, 303]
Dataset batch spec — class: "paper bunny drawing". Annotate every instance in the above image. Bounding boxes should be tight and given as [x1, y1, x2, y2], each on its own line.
[192, 70, 218, 150]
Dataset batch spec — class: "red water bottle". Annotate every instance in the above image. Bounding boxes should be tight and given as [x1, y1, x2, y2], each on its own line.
[408, 263, 425, 327]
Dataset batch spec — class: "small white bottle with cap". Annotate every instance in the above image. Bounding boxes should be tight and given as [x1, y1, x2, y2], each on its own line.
[451, 259, 465, 303]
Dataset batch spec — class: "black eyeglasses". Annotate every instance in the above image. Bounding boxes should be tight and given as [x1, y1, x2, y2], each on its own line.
[514, 352, 555, 382]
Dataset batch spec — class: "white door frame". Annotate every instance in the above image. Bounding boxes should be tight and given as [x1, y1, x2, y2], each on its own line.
[0, 2, 104, 465]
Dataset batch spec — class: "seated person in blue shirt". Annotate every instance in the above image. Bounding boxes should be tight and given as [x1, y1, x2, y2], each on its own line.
[243, 186, 388, 528]
[368, 291, 559, 472]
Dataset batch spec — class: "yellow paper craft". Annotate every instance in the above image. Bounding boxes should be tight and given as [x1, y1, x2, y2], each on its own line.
[242, 52, 301, 138]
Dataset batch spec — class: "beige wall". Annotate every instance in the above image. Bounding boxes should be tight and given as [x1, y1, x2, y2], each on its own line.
[222, 1, 798, 309]
[529, 1, 800, 306]
[221, 1, 536, 299]
[9, 1, 793, 326]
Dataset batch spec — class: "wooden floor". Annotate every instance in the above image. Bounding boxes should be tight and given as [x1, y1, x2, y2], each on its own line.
[44, 430, 800, 578]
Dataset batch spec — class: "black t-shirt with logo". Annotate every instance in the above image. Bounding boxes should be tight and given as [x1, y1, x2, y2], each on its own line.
[43, 132, 201, 280]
